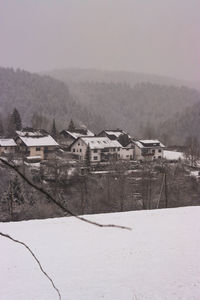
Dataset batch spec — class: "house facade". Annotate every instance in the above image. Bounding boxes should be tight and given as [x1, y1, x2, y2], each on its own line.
[119, 147, 134, 160]
[70, 136, 122, 163]
[134, 139, 165, 161]
[0, 139, 17, 156]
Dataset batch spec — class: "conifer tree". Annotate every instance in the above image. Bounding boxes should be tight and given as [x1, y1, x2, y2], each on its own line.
[51, 119, 57, 140]
[68, 119, 76, 131]
[7, 108, 22, 137]
[85, 144, 91, 167]
[12, 108, 22, 130]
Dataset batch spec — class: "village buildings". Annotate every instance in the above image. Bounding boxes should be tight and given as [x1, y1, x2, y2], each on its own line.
[0, 125, 165, 164]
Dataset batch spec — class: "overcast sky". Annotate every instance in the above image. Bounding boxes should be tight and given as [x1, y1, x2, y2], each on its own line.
[0, 0, 199, 81]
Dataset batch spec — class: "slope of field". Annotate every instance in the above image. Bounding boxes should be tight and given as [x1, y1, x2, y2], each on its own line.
[0, 207, 200, 299]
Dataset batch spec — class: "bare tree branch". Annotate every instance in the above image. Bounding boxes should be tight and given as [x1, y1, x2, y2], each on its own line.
[0, 158, 132, 230]
[0, 231, 61, 300]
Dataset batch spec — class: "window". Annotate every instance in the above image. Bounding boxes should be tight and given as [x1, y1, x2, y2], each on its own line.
[36, 147, 41, 151]
[93, 156, 98, 160]
[118, 148, 120, 151]
[78, 143, 80, 146]
[158, 149, 162, 153]
[73, 149, 75, 152]
[93, 149, 98, 153]
[80, 149, 82, 152]
[152, 149, 155, 154]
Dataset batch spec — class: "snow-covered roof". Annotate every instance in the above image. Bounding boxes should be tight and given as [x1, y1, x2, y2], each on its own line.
[80, 136, 122, 149]
[104, 130, 125, 138]
[62, 130, 95, 140]
[16, 129, 47, 137]
[19, 135, 59, 147]
[102, 130, 132, 139]
[0, 139, 17, 147]
[135, 139, 165, 148]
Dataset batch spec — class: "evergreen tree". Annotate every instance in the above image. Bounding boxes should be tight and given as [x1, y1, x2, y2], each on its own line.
[12, 108, 22, 130]
[85, 144, 91, 167]
[68, 119, 76, 131]
[7, 108, 22, 137]
[51, 118, 57, 140]
[7, 114, 16, 137]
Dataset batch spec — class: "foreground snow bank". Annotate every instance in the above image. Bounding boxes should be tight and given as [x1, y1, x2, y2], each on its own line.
[0, 207, 200, 300]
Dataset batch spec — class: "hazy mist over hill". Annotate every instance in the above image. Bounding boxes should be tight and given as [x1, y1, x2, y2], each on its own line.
[1, 0, 200, 82]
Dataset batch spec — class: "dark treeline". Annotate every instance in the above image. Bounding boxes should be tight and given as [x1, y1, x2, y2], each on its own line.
[1, 160, 200, 222]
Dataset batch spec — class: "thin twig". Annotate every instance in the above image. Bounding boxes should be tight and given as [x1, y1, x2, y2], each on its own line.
[0, 158, 132, 230]
[0, 231, 61, 300]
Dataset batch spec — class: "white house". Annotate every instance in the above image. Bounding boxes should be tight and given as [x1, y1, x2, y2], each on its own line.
[134, 139, 165, 161]
[70, 136, 122, 163]
[0, 139, 17, 156]
[15, 129, 59, 161]
[119, 147, 134, 160]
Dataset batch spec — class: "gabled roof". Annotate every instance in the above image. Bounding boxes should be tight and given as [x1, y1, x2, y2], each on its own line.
[60, 129, 95, 140]
[99, 129, 131, 139]
[16, 128, 48, 137]
[135, 139, 165, 149]
[73, 136, 122, 150]
[0, 139, 17, 147]
[18, 135, 59, 147]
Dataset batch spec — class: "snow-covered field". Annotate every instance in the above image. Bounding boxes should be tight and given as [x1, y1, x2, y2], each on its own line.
[1, 207, 200, 300]
[163, 150, 184, 161]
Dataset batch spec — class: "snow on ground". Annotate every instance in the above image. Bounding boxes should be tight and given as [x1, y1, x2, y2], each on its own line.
[190, 170, 200, 178]
[164, 150, 184, 161]
[1, 207, 200, 300]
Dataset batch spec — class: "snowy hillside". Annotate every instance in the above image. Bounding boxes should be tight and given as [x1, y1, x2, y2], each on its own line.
[0, 207, 200, 300]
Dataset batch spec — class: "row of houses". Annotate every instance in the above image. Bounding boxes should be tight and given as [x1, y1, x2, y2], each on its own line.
[0, 127, 165, 163]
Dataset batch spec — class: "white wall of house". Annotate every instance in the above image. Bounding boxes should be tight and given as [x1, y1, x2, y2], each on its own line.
[71, 140, 87, 160]
[119, 148, 134, 160]
[135, 145, 163, 161]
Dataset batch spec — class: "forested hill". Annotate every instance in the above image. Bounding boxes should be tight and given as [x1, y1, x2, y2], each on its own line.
[0, 67, 106, 132]
[65, 81, 200, 142]
[160, 101, 200, 145]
